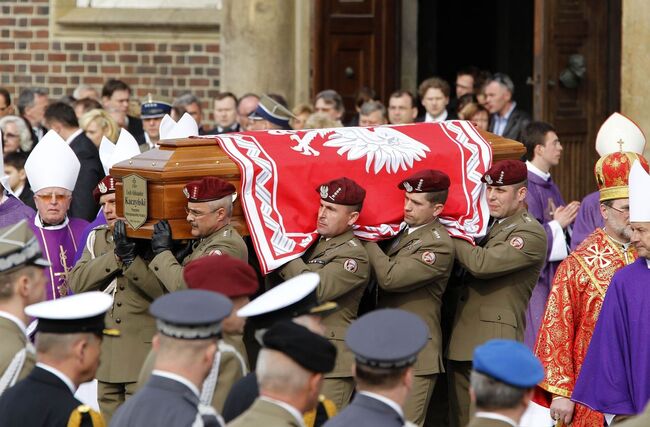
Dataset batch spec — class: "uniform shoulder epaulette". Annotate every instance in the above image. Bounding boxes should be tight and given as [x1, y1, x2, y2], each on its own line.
[67, 404, 105, 427]
[222, 228, 232, 237]
[346, 239, 358, 247]
[92, 224, 109, 231]
[521, 211, 533, 223]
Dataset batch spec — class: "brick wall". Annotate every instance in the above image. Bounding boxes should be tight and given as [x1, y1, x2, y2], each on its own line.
[0, 1, 221, 123]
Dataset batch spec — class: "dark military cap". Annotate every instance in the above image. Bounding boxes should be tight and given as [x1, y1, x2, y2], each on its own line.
[262, 321, 337, 373]
[141, 94, 172, 119]
[183, 254, 258, 298]
[473, 339, 544, 388]
[183, 176, 237, 203]
[346, 308, 428, 369]
[481, 160, 527, 186]
[150, 289, 233, 340]
[26, 292, 117, 337]
[248, 95, 294, 129]
[398, 169, 450, 193]
[237, 272, 337, 330]
[92, 175, 116, 204]
[0, 220, 49, 274]
[317, 177, 366, 206]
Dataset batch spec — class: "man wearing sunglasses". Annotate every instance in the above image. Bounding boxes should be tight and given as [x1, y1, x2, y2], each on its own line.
[24, 130, 88, 301]
[149, 176, 248, 292]
[533, 151, 649, 426]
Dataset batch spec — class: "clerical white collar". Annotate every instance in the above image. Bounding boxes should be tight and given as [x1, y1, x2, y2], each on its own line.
[152, 370, 200, 398]
[526, 161, 551, 181]
[259, 396, 306, 427]
[36, 362, 76, 393]
[474, 411, 517, 427]
[65, 129, 83, 145]
[358, 391, 404, 419]
[13, 184, 24, 198]
[646, 258, 650, 269]
[0, 310, 27, 336]
[34, 215, 70, 230]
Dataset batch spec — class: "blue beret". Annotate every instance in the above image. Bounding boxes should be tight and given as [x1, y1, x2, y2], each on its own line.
[150, 290, 233, 339]
[473, 339, 544, 388]
[346, 309, 429, 369]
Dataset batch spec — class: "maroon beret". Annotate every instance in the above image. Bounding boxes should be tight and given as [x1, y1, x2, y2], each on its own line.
[183, 176, 236, 203]
[398, 169, 450, 193]
[316, 177, 366, 206]
[182, 254, 258, 298]
[481, 160, 527, 186]
[93, 176, 116, 204]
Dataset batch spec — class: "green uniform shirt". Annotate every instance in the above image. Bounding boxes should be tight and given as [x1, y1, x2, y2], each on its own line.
[0, 315, 35, 389]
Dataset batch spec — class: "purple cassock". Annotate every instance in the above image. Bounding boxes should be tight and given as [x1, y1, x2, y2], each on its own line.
[0, 194, 35, 228]
[73, 209, 107, 263]
[572, 258, 650, 416]
[29, 215, 89, 300]
[570, 190, 603, 250]
[523, 168, 567, 348]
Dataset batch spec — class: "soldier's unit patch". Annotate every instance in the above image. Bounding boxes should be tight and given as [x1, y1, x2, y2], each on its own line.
[343, 259, 358, 273]
[210, 249, 223, 256]
[421, 251, 436, 265]
[510, 236, 525, 249]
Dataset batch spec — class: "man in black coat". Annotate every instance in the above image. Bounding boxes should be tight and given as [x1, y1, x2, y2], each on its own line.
[0, 292, 113, 427]
[485, 73, 531, 141]
[43, 102, 104, 221]
[101, 79, 146, 145]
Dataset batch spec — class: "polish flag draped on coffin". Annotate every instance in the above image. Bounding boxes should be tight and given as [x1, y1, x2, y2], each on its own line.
[213, 120, 492, 274]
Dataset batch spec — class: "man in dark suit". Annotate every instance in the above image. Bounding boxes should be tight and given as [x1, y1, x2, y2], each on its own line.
[467, 339, 544, 427]
[110, 290, 232, 427]
[323, 309, 429, 427]
[0, 292, 113, 426]
[44, 102, 104, 221]
[101, 79, 146, 145]
[485, 73, 531, 141]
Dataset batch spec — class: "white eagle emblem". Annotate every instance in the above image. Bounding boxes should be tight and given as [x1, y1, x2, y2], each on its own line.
[403, 181, 414, 192]
[320, 185, 329, 199]
[98, 182, 107, 193]
[322, 127, 430, 174]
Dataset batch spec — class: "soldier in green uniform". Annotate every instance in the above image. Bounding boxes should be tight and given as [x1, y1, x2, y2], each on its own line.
[148, 176, 248, 291]
[273, 177, 370, 410]
[363, 169, 454, 426]
[137, 253, 258, 413]
[68, 175, 165, 423]
[0, 220, 49, 395]
[446, 160, 547, 427]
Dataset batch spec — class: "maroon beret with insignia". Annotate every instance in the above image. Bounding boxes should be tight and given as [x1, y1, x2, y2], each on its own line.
[183, 254, 258, 298]
[183, 176, 236, 202]
[93, 176, 116, 203]
[398, 169, 450, 193]
[481, 160, 527, 186]
[316, 177, 366, 206]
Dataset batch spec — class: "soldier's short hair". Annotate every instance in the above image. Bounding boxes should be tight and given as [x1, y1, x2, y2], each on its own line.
[470, 370, 528, 410]
[423, 189, 449, 205]
[0, 266, 37, 300]
[355, 364, 409, 390]
[418, 77, 451, 99]
[17, 87, 48, 115]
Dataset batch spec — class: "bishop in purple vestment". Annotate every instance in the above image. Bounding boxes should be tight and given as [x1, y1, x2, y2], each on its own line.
[570, 190, 604, 250]
[0, 193, 35, 228]
[572, 257, 650, 416]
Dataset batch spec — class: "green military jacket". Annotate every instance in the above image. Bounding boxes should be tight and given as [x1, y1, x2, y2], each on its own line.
[136, 333, 247, 413]
[0, 315, 35, 390]
[277, 230, 369, 378]
[68, 226, 165, 383]
[365, 219, 454, 375]
[149, 223, 248, 292]
[228, 398, 303, 427]
[448, 209, 547, 361]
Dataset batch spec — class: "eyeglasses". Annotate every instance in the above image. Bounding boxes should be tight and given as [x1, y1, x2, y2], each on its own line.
[184, 207, 218, 218]
[607, 205, 630, 215]
[35, 193, 70, 203]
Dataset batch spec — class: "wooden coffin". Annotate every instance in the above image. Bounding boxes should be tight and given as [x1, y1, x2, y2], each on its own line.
[111, 129, 525, 239]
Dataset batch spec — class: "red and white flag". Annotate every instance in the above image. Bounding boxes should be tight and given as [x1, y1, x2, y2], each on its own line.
[209, 121, 492, 274]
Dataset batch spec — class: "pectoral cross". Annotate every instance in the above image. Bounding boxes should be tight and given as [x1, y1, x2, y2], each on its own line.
[617, 138, 625, 152]
[53, 245, 72, 298]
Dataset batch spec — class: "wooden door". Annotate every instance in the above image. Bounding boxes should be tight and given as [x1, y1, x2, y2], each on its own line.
[313, 0, 400, 123]
[533, 0, 621, 202]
